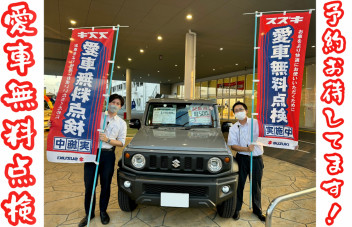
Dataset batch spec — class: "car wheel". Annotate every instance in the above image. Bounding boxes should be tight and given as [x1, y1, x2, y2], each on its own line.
[216, 196, 235, 218]
[118, 188, 137, 212]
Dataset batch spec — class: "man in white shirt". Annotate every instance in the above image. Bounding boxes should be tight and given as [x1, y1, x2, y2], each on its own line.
[227, 101, 266, 222]
[79, 94, 127, 227]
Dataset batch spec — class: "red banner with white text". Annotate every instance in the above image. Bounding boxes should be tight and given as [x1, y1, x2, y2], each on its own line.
[46, 29, 114, 163]
[256, 12, 311, 150]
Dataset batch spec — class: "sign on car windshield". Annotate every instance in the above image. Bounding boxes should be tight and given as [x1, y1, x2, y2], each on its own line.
[152, 107, 176, 124]
[189, 105, 212, 125]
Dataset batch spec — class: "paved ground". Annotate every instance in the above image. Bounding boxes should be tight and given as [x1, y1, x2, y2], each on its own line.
[44, 135, 316, 227]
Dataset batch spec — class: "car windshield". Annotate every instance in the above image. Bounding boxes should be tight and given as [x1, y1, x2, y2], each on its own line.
[146, 103, 217, 128]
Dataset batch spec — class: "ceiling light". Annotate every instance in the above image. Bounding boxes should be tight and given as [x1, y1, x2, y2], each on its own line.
[140, 49, 144, 53]
[311, 45, 315, 48]
[117, 66, 120, 69]
[140, 77, 142, 79]
[213, 68, 215, 71]
[235, 63, 238, 66]
[128, 58, 132, 61]
[157, 70, 160, 73]
[70, 20, 77, 25]
[168, 79, 171, 82]
[157, 35, 163, 41]
[186, 14, 193, 20]
[70, 38, 74, 41]
[175, 64, 178, 67]
[219, 47, 223, 51]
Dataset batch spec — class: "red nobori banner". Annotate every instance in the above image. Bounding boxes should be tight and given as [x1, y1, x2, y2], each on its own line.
[256, 12, 311, 150]
[47, 29, 114, 163]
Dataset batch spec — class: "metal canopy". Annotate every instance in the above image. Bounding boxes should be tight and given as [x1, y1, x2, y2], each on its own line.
[44, 0, 316, 84]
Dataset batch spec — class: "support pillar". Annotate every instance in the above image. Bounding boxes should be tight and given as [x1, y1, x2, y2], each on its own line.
[126, 68, 131, 120]
[184, 30, 196, 100]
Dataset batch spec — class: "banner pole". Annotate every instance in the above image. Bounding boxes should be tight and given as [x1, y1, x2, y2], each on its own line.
[249, 11, 259, 211]
[243, 8, 315, 15]
[87, 25, 120, 227]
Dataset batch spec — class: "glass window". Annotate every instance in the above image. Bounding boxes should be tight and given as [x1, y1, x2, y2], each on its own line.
[237, 75, 245, 96]
[208, 80, 217, 99]
[300, 65, 315, 129]
[217, 79, 223, 98]
[223, 78, 230, 98]
[216, 99, 223, 119]
[201, 81, 208, 99]
[245, 74, 257, 114]
[230, 77, 237, 97]
[229, 98, 236, 120]
[222, 98, 229, 120]
[195, 82, 201, 99]
[145, 102, 217, 128]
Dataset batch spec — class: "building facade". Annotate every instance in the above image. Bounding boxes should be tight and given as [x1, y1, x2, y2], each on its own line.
[111, 81, 160, 111]
[172, 59, 316, 130]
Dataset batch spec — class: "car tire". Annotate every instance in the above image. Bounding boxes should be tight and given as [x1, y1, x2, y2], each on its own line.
[216, 196, 235, 218]
[118, 188, 137, 212]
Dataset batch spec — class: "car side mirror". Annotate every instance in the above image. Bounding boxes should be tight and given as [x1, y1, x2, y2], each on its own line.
[129, 119, 141, 130]
[221, 121, 232, 133]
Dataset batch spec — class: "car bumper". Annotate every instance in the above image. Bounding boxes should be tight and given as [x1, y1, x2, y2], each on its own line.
[117, 169, 238, 208]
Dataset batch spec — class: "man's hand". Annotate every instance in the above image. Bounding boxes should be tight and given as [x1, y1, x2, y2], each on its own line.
[47, 120, 51, 128]
[248, 144, 255, 152]
[99, 133, 108, 142]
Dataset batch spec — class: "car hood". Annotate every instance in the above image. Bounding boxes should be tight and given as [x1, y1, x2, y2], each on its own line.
[127, 127, 229, 152]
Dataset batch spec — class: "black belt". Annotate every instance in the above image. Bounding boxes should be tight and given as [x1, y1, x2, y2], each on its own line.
[237, 153, 262, 159]
[99, 148, 114, 152]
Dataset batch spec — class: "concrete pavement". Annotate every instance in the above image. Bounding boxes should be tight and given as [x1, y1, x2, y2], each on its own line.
[44, 136, 316, 227]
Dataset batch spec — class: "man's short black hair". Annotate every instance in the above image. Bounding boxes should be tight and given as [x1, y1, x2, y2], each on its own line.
[109, 94, 124, 107]
[232, 101, 248, 113]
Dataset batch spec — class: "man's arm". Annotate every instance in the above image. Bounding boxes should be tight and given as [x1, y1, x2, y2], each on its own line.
[107, 138, 123, 147]
[228, 124, 255, 153]
[230, 144, 254, 152]
[228, 125, 254, 152]
[99, 133, 124, 147]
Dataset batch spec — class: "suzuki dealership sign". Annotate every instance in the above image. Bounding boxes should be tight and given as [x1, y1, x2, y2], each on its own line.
[256, 12, 311, 149]
[47, 29, 114, 163]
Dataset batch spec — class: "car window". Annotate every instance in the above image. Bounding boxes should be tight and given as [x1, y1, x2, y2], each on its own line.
[146, 103, 217, 128]
[44, 100, 50, 110]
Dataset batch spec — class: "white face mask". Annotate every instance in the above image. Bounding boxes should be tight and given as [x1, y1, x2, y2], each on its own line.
[235, 111, 247, 120]
[108, 104, 120, 113]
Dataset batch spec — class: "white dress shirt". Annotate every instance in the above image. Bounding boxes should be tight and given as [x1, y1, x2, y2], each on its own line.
[227, 118, 263, 156]
[100, 112, 127, 149]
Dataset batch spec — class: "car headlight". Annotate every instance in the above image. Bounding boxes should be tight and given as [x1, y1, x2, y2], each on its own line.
[207, 157, 222, 173]
[131, 154, 146, 169]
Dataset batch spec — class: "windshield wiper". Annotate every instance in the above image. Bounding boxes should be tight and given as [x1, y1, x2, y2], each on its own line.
[151, 124, 180, 128]
[184, 125, 213, 130]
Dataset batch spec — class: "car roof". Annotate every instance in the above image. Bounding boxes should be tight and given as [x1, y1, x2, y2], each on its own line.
[147, 98, 216, 105]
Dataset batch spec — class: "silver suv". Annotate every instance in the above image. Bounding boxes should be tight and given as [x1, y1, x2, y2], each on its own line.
[117, 98, 239, 218]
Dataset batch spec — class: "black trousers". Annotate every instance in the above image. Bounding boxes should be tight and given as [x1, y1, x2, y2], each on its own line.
[235, 153, 264, 214]
[84, 149, 116, 215]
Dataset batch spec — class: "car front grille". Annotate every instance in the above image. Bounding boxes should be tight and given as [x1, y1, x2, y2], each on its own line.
[148, 155, 205, 172]
[144, 184, 208, 197]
